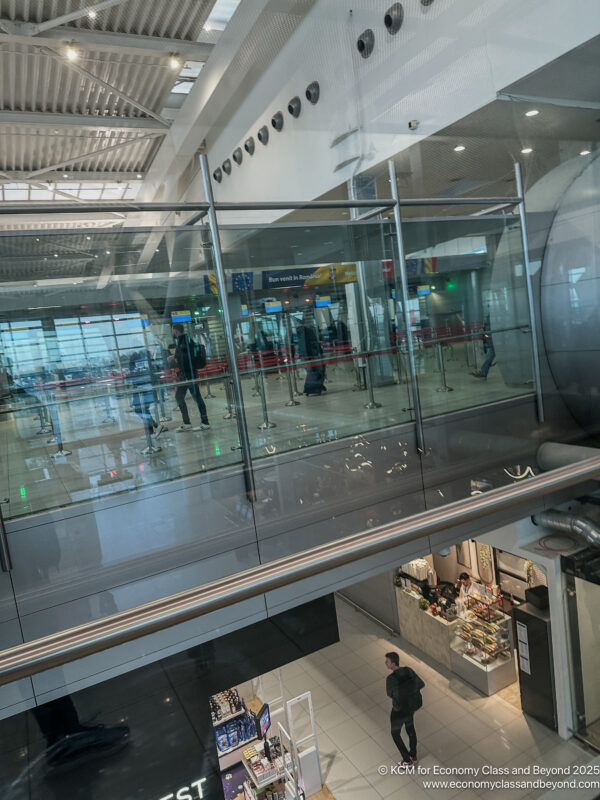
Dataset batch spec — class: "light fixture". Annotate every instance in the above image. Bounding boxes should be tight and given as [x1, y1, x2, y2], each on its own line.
[136, 173, 143, 178]
[525, 109, 539, 117]
[454, 145, 465, 152]
[580, 149, 591, 156]
[88, 9, 97, 19]
[65, 45, 79, 61]
[63, 173, 68, 178]
[105, 249, 111, 254]
[169, 54, 181, 71]
[521, 147, 533, 154]
[53, 253, 58, 258]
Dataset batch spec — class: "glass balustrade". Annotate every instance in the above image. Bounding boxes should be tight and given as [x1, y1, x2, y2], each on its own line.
[0, 214, 535, 519]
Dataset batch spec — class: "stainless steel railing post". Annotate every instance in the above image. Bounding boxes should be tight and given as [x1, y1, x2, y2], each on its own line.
[388, 160, 425, 453]
[514, 162, 545, 423]
[199, 155, 256, 502]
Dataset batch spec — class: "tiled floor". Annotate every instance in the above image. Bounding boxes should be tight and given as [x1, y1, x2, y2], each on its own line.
[256, 597, 593, 800]
[1, 343, 532, 519]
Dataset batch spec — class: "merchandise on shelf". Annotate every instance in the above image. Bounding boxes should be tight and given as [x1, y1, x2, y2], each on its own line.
[401, 559, 430, 581]
[456, 594, 511, 664]
[244, 736, 290, 789]
[214, 711, 257, 753]
[210, 688, 243, 723]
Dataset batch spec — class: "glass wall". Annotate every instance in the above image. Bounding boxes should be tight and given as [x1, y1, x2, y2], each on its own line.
[0, 215, 535, 519]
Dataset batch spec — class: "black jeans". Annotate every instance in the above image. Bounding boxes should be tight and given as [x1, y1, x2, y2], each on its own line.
[390, 709, 417, 761]
[175, 381, 208, 425]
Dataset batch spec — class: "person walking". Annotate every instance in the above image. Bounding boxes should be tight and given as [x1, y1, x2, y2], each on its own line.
[385, 651, 425, 767]
[169, 323, 210, 431]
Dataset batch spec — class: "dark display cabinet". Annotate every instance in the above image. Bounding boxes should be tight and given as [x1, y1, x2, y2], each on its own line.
[513, 603, 557, 731]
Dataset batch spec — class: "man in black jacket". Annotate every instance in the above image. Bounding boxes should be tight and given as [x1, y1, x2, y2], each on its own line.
[169, 323, 209, 431]
[385, 651, 424, 766]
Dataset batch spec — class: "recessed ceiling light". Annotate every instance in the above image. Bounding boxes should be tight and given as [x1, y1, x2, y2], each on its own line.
[86, 235, 91, 240]
[63, 173, 68, 178]
[169, 55, 181, 70]
[521, 147, 533, 154]
[65, 45, 79, 61]
[580, 149, 591, 156]
[88, 9, 97, 19]
[54, 253, 58, 258]
[105, 250, 111, 255]
[454, 145, 466, 152]
[525, 109, 539, 117]
[136, 173, 143, 179]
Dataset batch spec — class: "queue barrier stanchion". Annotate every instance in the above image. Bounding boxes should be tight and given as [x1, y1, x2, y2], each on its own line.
[157, 375, 172, 422]
[282, 348, 300, 407]
[101, 379, 117, 424]
[33, 383, 52, 434]
[255, 353, 276, 430]
[436, 341, 453, 393]
[44, 384, 71, 458]
[364, 352, 382, 409]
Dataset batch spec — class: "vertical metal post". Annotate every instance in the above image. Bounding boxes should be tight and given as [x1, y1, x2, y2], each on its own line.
[364, 354, 381, 408]
[388, 160, 425, 453]
[514, 162, 545, 423]
[0, 501, 12, 572]
[257, 371, 276, 429]
[199, 155, 256, 502]
[436, 342, 453, 392]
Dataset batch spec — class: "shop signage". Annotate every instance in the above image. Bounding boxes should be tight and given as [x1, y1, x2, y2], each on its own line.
[261, 268, 315, 288]
[158, 777, 207, 800]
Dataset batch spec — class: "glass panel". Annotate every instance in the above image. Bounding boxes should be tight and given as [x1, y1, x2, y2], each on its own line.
[217, 220, 413, 459]
[400, 214, 534, 418]
[574, 576, 600, 748]
[0, 229, 240, 519]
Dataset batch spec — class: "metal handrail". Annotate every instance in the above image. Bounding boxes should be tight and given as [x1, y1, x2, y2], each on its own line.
[0, 456, 598, 685]
[0, 196, 521, 215]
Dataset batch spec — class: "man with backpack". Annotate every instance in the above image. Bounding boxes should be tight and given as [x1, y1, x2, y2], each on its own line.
[385, 651, 425, 767]
[169, 323, 210, 431]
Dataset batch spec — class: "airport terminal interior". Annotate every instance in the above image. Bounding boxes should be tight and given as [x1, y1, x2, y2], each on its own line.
[2, 1, 600, 799]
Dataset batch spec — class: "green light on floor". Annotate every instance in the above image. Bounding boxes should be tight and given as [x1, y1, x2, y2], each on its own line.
[215, 444, 221, 456]
[20, 486, 26, 499]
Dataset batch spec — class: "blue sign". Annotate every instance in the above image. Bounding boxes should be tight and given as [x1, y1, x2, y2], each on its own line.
[262, 268, 315, 289]
[232, 272, 253, 291]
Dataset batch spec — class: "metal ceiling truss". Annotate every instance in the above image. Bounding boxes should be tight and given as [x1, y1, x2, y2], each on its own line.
[0, 132, 163, 182]
[0, 170, 143, 181]
[0, 1, 129, 36]
[0, 111, 166, 131]
[0, 29, 214, 60]
[38, 46, 171, 128]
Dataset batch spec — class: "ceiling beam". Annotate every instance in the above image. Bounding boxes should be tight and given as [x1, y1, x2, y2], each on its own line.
[0, 110, 166, 131]
[0, 28, 215, 60]
[0, 171, 143, 181]
[19, 132, 163, 181]
[6, 1, 130, 36]
[38, 45, 171, 128]
[496, 91, 600, 111]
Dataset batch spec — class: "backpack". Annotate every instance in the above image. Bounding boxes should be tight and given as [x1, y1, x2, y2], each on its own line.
[392, 667, 425, 714]
[189, 339, 207, 371]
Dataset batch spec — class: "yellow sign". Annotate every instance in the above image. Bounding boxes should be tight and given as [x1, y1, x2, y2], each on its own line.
[305, 263, 357, 285]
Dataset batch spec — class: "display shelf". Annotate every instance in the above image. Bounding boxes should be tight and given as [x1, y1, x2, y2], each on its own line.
[243, 757, 290, 790]
[213, 707, 245, 727]
[217, 733, 258, 758]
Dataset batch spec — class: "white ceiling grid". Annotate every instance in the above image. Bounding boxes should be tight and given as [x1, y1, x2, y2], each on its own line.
[0, 0, 221, 207]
